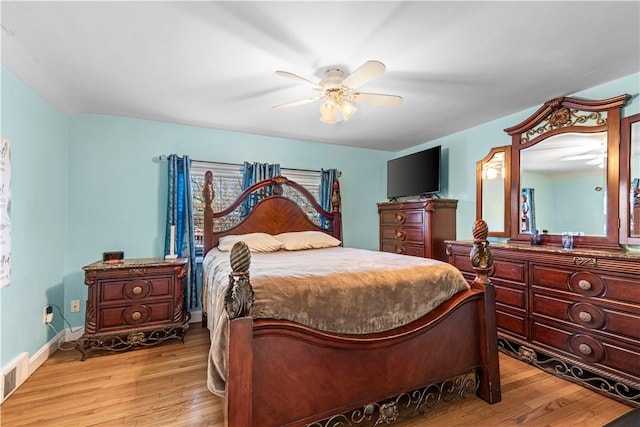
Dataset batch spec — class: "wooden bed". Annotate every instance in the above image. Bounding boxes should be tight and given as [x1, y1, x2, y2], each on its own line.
[201, 172, 501, 427]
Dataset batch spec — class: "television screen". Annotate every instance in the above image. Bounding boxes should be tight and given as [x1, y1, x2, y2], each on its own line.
[387, 146, 441, 199]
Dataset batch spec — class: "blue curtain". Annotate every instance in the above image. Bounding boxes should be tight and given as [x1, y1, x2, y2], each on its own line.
[320, 168, 338, 228]
[241, 161, 281, 216]
[165, 154, 197, 310]
[521, 187, 536, 234]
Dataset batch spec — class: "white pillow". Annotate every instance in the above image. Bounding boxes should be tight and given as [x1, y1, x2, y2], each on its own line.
[275, 231, 342, 251]
[218, 233, 283, 252]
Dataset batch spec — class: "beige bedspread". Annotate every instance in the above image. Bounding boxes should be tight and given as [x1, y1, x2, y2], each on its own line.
[203, 246, 470, 397]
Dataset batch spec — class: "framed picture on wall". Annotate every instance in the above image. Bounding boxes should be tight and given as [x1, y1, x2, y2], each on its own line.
[0, 137, 11, 288]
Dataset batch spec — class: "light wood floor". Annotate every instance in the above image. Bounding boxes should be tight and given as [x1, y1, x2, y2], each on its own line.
[0, 324, 633, 426]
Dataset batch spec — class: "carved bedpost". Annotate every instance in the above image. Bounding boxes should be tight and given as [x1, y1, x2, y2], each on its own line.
[272, 175, 284, 196]
[225, 241, 254, 319]
[203, 171, 215, 255]
[470, 219, 501, 403]
[470, 219, 493, 287]
[331, 179, 342, 241]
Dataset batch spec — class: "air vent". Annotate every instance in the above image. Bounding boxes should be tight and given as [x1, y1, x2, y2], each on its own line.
[1, 352, 28, 403]
[3, 368, 16, 399]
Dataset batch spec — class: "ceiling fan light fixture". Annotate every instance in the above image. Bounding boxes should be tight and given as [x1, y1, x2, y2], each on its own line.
[338, 99, 358, 121]
[274, 60, 401, 123]
[560, 153, 601, 161]
[319, 98, 337, 124]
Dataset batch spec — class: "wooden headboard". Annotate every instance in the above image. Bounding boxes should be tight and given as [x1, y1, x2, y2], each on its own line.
[202, 172, 342, 254]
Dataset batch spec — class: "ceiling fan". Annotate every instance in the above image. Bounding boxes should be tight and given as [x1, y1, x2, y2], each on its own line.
[273, 60, 403, 124]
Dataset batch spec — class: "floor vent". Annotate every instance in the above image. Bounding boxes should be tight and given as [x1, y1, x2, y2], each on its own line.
[1, 352, 29, 403]
[3, 368, 16, 399]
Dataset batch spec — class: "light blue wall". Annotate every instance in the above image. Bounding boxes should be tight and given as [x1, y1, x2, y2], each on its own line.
[2, 62, 639, 379]
[394, 72, 640, 240]
[64, 115, 391, 324]
[0, 67, 68, 368]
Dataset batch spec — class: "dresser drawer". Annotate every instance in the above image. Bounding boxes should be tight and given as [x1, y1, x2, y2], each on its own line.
[531, 264, 640, 305]
[448, 252, 526, 286]
[496, 310, 527, 339]
[100, 301, 173, 331]
[532, 293, 640, 342]
[495, 284, 526, 310]
[380, 226, 424, 244]
[492, 259, 527, 284]
[532, 322, 640, 380]
[100, 276, 173, 303]
[380, 209, 424, 226]
[381, 241, 424, 257]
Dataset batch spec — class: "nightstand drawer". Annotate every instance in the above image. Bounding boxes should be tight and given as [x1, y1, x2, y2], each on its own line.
[100, 301, 173, 330]
[101, 277, 173, 302]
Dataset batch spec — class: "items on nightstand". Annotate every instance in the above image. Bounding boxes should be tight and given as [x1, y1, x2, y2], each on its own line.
[102, 251, 124, 263]
[76, 257, 189, 360]
[165, 225, 178, 260]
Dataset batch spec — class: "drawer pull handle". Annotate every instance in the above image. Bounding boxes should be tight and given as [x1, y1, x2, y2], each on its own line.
[578, 343, 592, 355]
[394, 213, 405, 223]
[395, 230, 405, 239]
[132, 286, 143, 295]
[131, 311, 141, 321]
[578, 311, 593, 322]
[395, 246, 405, 254]
[578, 279, 592, 290]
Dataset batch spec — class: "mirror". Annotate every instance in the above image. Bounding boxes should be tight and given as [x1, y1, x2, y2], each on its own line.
[620, 113, 640, 245]
[476, 146, 511, 237]
[505, 95, 630, 250]
[520, 132, 607, 236]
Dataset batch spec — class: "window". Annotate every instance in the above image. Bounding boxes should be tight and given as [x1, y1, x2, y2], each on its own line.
[190, 161, 322, 255]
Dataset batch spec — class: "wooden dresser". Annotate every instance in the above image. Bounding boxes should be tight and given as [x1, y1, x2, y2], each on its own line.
[378, 199, 457, 262]
[77, 258, 189, 360]
[447, 241, 640, 406]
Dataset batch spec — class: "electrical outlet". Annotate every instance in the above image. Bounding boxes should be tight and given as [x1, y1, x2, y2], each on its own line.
[70, 299, 80, 313]
[43, 305, 53, 324]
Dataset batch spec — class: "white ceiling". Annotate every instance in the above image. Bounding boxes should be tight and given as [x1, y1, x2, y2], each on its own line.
[2, 1, 639, 152]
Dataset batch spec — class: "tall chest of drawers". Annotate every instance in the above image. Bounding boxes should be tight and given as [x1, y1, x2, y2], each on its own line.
[77, 258, 189, 360]
[378, 199, 457, 262]
[447, 241, 640, 406]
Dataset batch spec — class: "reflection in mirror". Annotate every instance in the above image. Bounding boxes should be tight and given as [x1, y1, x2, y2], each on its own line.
[476, 146, 510, 237]
[482, 152, 506, 232]
[630, 121, 640, 237]
[520, 132, 607, 236]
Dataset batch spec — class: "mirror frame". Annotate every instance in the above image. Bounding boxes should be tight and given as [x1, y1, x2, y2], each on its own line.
[619, 112, 640, 246]
[476, 145, 511, 237]
[504, 95, 630, 251]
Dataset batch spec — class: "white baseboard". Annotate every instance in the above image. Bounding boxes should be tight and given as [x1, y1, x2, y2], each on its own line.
[2, 314, 200, 405]
[188, 310, 202, 324]
[29, 329, 66, 376]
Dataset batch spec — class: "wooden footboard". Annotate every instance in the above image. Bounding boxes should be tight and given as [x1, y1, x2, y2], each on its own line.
[202, 172, 500, 426]
[223, 221, 500, 427]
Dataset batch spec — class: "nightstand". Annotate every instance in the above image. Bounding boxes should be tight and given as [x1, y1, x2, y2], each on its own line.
[76, 258, 189, 360]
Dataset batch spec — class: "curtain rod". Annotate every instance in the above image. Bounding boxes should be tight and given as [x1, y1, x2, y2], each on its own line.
[159, 156, 340, 176]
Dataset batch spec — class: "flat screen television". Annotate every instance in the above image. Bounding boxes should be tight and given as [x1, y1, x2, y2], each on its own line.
[387, 145, 441, 199]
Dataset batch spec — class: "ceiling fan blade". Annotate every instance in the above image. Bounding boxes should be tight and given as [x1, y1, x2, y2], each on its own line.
[275, 70, 320, 89]
[350, 92, 403, 107]
[273, 96, 323, 110]
[342, 60, 386, 89]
